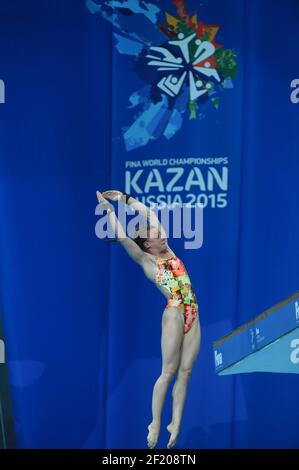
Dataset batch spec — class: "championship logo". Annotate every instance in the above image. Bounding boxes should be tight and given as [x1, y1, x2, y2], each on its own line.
[86, 0, 237, 151]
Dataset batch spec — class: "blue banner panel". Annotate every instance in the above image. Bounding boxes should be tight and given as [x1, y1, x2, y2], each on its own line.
[87, 0, 245, 449]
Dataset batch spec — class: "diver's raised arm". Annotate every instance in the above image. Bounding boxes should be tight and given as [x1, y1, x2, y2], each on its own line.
[102, 190, 167, 238]
[96, 191, 145, 265]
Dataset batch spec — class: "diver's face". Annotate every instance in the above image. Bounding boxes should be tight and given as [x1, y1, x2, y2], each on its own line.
[145, 228, 167, 252]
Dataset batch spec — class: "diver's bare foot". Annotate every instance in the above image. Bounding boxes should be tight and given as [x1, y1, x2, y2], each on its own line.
[167, 422, 179, 449]
[147, 422, 160, 449]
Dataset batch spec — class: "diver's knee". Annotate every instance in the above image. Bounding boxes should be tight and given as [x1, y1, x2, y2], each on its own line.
[162, 365, 178, 381]
[178, 366, 192, 381]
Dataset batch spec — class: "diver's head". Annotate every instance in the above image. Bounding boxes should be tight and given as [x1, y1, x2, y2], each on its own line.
[133, 224, 167, 253]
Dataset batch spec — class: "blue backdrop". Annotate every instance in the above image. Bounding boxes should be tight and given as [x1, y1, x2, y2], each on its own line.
[0, 0, 299, 449]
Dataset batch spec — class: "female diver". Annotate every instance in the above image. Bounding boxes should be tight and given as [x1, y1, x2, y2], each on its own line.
[96, 190, 201, 449]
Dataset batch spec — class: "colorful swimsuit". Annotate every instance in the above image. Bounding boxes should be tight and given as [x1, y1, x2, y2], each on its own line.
[155, 256, 198, 334]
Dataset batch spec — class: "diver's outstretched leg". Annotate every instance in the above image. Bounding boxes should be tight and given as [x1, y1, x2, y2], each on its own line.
[147, 307, 184, 449]
[167, 316, 201, 449]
